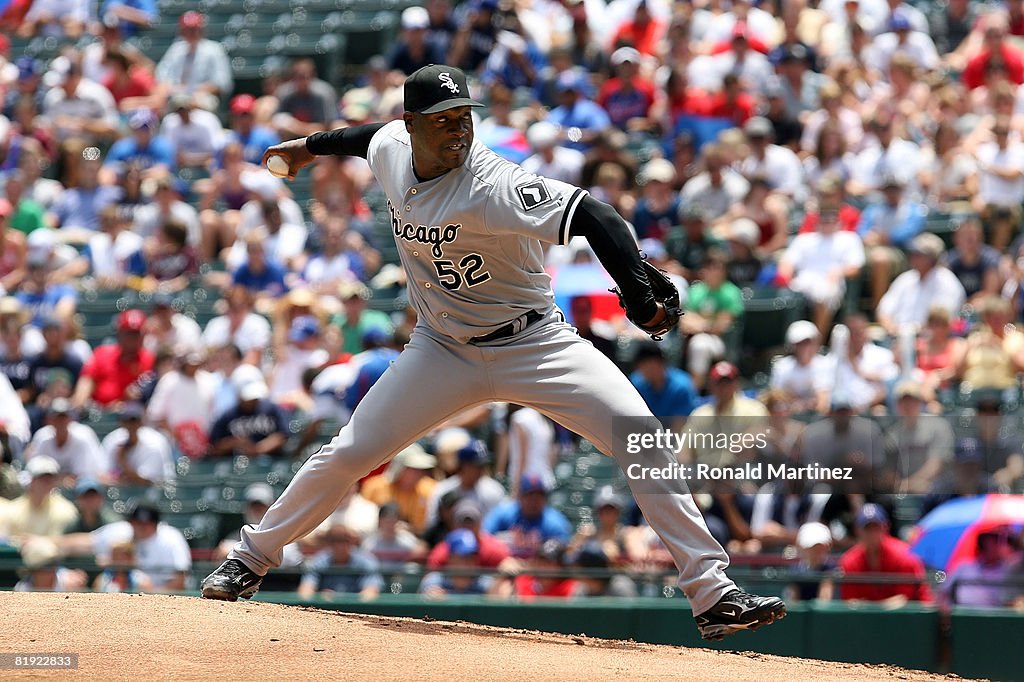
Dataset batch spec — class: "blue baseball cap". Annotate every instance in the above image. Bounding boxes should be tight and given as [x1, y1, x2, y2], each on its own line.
[457, 439, 490, 466]
[288, 315, 321, 342]
[856, 503, 889, 528]
[446, 528, 480, 556]
[889, 11, 912, 31]
[128, 108, 157, 131]
[520, 473, 548, 495]
[16, 56, 42, 81]
[955, 437, 984, 464]
[74, 477, 104, 496]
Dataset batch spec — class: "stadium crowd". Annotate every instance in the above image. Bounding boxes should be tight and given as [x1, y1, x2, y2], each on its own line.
[1, 0, 1024, 607]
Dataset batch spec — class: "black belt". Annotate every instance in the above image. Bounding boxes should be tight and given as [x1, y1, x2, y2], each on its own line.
[470, 310, 543, 343]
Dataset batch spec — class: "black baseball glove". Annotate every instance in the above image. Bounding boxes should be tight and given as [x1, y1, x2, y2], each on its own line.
[611, 260, 683, 341]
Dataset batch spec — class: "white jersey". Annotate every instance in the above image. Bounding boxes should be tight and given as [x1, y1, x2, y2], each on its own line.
[367, 120, 588, 342]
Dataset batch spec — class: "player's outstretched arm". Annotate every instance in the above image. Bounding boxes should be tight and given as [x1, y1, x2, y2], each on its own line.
[263, 122, 387, 180]
[568, 195, 677, 337]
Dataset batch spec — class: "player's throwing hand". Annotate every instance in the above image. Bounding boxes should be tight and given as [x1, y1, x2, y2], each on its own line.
[262, 138, 316, 181]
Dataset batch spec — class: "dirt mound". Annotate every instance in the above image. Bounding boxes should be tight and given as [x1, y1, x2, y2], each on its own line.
[1, 593, 959, 681]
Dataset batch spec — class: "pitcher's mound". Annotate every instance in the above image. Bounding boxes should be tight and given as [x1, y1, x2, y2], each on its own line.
[2, 593, 953, 681]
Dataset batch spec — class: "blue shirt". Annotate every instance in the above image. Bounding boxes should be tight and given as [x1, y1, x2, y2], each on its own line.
[101, 0, 159, 36]
[302, 548, 385, 595]
[855, 201, 927, 248]
[15, 285, 78, 326]
[546, 100, 611, 151]
[232, 260, 289, 298]
[630, 367, 697, 424]
[345, 348, 399, 412]
[103, 135, 174, 173]
[51, 186, 122, 231]
[483, 501, 572, 558]
[224, 127, 281, 166]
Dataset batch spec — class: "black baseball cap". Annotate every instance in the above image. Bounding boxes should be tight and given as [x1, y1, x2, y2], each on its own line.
[404, 65, 484, 114]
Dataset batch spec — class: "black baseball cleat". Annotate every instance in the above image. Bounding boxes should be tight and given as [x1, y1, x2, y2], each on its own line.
[200, 559, 264, 601]
[694, 590, 787, 641]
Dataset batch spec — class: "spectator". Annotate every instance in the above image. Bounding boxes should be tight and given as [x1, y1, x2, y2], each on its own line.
[25, 317, 84, 404]
[388, 7, 447, 76]
[23, 400, 106, 480]
[41, 59, 120, 143]
[954, 295, 1024, 392]
[212, 483, 304, 584]
[87, 503, 191, 591]
[685, 362, 769, 467]
[18, 0, 90, 38]
[738, 117, 805, 202]
[231, 231, 289, 300]
[681, 250, 743, 391]
[566, 295, 616, 364]
[779, 201, 865, 335]
[419, 528, 494, 596]
[909, 305, 963, 412]
[14, 244, 77, 326]
[270, 315, 329, 404]
[131, 176, 200, 245]
[520, 121, 585, 185]
[100, 48, 158, 112]
[301, 217, 362, 293]
[943, 530, 1018, 608]
[770, 321, 832, 415]
[160, 93, 223, 170]
[342, 329, 400, 417]
[502, 538, 576, 599]
[868, 12, 939, 73]
[361, 444, 437, 535]
[426, 497, 511, 570]
[679, 144, 751, 222]
[0, 456, 77, 537]
[884, 381, 955, 493]
[597, 47, 655, 131]
[155, 11, 233, 109]
[225, 176, 307, 272]
[448, 0, 499, 73]
[800, 81, 863, 158]
[961, 15, 1024, 90]
[546, 70, 611, 151]
[101, 402, 176, 485]
[503, 406, 556, 498]
[362, 502, 425, 572]
[828, 315, 899, 413]
[919, 122, 976, 211]
[630, 159, 680, 242]
[922, 437, 1002, 517]
[298, 523, 383, 599]
[47, 152, 120, 236]
[664, 204, 721, 281]
[717, 178, 789, 258]
[857, 175, 926, 309]
[136, 219, 201, 292]
[877, 232, 966, 336]
[569, 540, 638, 597]
[73, 309, 155, 408]
[427, 439, 506, 528]
[3, 169, 47, 236]
[0, 199, 26, 293]
[100, 0, 159, 35]
[785, 522, 836, 603]
[849, 114, 922, 197]
[224, 94, 279, 166]
[92, 541, 150, 593]
[0, 300, 33, 398]
[338, 56, 404, 124]
[569, 486, 630, 566]
[208, 381, 288, 459]
[838, 503, 933, 604]
[331, 282, 394, 357]
[484, 474, 572, 558]
[629, 342, 697, 429]
[273, 58, 337, 139]
[973, 118, 1024, 250]
[943, 219, 1001, 304]
[65, 477, 119, 533]
[142, 294, 203, 354]
[13, 537, 87, 592]
[60, 204, 142, 288]
[201, 286, 272, 366]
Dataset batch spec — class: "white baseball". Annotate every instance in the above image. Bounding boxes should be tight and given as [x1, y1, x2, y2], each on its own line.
[267, 155, 290, 178]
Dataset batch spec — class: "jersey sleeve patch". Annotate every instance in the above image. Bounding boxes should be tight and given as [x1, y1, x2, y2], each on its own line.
[515, 179, 553, 212]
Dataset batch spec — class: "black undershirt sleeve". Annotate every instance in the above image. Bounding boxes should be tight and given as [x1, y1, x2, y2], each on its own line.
[568, 195, 657, 323]
[304, 122, 387, 159]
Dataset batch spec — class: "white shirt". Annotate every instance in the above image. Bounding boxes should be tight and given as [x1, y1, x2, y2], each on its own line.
[702, 8, 779, 46]
[770, 354, 835, 401]
[828, 343, 899, 411]
[132, 201, 201, 246]
[91, 521, 192, 589]
[521, 147, 586, 185]
[851, 139, 922, 191]
[160, 109, 224, 159]
[783, 231, 866, 278]
[202, 314, 272, 355]
[85, 230, 144, 278]
[270, 347, 329, 400]
[688, 51, 774, 94]
[801, 108, 865, 155]
[42, 78, 119, 138]
[143, 314, 204, 355]
[25, 423, 108, 479]
[102, 426, 176, 484]
[868, 31, 940, 74]
[739, 145, 806, 200]
[975, 141, 1024, 206]
[878, 266, 966, 329]
[303, 253, 357, 288]
[0, 373, 31, 445]
[507, 407, 555, 487]
[425, 474, 508, 528]
[147, 369, 218, 432]
[679, 170, 751, 220]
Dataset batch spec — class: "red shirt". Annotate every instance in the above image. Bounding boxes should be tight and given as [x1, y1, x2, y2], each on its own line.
[962, 45, 1024, 89]
[610, 19, 666, 57]
[838, 535, 933, 602]
[427, 531, 510, 570]
[81, 344, 156, 405]
[797, 205, 862, 234]
[102, 67, 156, 104]
[704, 91, 757, 125]
[513, 575, 577, 599]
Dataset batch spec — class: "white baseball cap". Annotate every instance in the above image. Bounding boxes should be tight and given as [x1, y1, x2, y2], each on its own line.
[610, 46, 641, 67]
[729, 218, 760, 246]
[26, 455, 61, 478]
[796, 522, 833, 549]
[526, 121, 560, 149]
[401, 6, 429, 29]
[638, 158, 676, 185]
[239, 381, 269, 401]
[786, 320, 820, 346]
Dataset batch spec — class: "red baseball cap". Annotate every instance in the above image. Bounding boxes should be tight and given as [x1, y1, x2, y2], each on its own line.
[230, 94, 256, 115]
[179, 11, 206, 29]
[709, 361, 739, 382]
[0, 199, 12, 218]
[117, 309, 147, 332]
